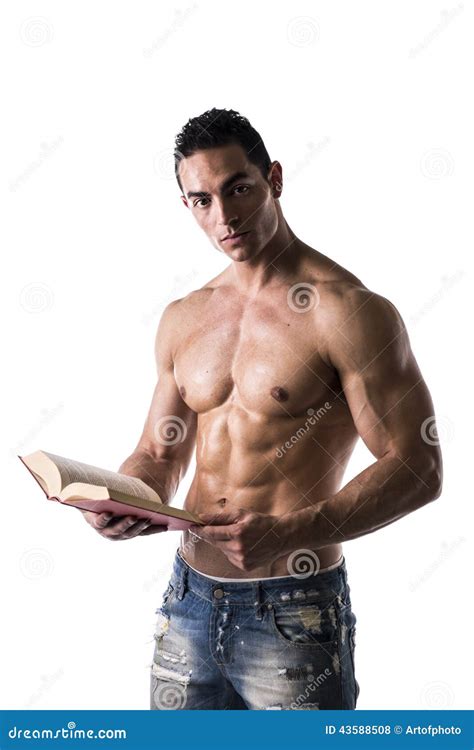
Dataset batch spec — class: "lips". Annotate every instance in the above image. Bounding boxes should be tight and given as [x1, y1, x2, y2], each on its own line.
[222, 231, 250, 241]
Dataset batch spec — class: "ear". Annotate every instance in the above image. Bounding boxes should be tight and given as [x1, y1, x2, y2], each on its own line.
[268, 161, 283, 198]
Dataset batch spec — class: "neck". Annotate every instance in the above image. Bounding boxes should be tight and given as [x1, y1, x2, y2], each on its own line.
[229, 209, 302, 295]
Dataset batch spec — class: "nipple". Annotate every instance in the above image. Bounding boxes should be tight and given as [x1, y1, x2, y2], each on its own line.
[271, 386, 289, 402]
[179, 385, 187, 399]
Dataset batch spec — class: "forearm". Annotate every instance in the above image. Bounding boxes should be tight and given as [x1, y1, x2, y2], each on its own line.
[282, 453, 442, 550]
[117, 450, 182, 505]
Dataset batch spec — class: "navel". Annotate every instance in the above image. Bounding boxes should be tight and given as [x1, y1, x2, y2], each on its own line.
[217, 497, 227, 508]
[270, 386, 289, 402]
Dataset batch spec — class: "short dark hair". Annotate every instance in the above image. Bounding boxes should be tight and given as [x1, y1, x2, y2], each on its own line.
[174, 108, 272, 192]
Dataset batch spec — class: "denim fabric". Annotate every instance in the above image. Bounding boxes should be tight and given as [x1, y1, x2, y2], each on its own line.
[150, 547, 360, 710]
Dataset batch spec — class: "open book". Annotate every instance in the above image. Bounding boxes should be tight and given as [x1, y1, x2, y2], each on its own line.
[18, 450, 204, 531]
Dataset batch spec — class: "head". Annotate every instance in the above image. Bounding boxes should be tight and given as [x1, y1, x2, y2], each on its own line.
[174, 108, 284, 261]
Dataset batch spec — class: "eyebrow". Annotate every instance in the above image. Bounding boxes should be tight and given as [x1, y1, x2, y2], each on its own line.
[186, 171, 251, 200]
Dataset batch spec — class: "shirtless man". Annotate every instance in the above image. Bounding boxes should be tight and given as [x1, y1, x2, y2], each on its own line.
[81, 109, 443, 710]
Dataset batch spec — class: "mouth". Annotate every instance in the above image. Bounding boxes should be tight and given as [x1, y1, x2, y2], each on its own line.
[221, 231, 251, 243]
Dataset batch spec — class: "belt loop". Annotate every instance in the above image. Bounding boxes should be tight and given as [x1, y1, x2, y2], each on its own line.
[254, 582, 263, 620]
[176, 562, 187, 600]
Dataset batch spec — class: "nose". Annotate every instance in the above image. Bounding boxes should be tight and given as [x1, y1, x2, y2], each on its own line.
[215, 198, 239, 230]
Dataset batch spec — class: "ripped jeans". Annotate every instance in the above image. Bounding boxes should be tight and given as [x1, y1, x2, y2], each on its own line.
[150, 548, 360, 710]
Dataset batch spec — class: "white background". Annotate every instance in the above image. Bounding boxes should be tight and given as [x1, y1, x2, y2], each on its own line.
[1, 0, 472, 711]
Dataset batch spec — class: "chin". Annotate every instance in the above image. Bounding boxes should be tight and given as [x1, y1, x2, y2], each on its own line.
[232, 249, 253, 262]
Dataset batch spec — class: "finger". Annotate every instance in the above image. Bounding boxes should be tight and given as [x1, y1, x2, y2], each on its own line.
[137, 524, 168, 536]
[190, 524, 237, 542]
[121, 519, 152, 538]
[102, 515, 141, 537]
[81, 509, 107, 526]
[95, 513, 114, 529]
[196, 511, 243, 526]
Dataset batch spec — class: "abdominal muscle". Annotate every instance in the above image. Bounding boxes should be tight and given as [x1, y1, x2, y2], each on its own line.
[179, 468, 344, 579]
[177, 399, 354, 579]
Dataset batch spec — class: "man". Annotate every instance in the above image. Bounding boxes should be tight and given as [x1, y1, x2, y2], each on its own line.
[81, 108, 443, 710]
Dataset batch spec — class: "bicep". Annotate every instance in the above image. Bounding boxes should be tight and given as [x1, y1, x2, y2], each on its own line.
[329, 291, 440, 465]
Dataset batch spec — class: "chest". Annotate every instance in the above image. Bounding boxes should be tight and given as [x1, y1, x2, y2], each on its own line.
[173, 294, 337, 417]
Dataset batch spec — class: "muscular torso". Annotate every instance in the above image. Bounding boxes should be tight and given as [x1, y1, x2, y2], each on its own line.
[174, 248, 362, 577]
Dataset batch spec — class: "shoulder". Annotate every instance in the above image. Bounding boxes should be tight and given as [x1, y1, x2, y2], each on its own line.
[162, 264, 234, 318]
[319, 282, 409, 373]
[320, 281, 402, 328]
[161, 275, 222, 321]
[299, 250, 408, 370]
[154, 273, 225, 358]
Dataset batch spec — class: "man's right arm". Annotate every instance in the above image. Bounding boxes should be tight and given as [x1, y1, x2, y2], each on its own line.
[83, 299, 198, 540]
[118, 299, 197, 503]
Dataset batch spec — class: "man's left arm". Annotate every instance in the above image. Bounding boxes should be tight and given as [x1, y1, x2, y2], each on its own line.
[285, 288, 443, 549]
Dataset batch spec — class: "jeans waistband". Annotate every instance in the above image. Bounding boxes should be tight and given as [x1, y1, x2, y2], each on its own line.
[169, 548, 348, 612]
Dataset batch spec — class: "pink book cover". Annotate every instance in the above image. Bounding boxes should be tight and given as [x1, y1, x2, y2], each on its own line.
[64, 498, 197, 531]
[19, 456, 200, 531]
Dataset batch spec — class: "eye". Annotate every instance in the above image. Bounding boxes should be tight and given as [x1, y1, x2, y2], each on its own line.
[194, 197, 210, 208]
[233, 185, 250, 195]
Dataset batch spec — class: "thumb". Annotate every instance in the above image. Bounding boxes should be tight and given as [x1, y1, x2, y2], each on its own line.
[197, 508, 244, 525]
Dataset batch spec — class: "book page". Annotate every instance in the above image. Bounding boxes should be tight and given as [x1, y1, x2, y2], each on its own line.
[43, 452, 160, 503]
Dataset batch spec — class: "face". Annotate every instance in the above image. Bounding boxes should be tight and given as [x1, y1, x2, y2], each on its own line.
[178, 143, 282, 261]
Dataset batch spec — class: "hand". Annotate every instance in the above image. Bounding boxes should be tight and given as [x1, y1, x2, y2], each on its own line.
[80, 510, 167, 541]
[188, 508, 287, 572]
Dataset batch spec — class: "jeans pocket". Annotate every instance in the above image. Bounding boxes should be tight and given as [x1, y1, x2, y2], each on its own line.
[269, 597, 339, 648]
